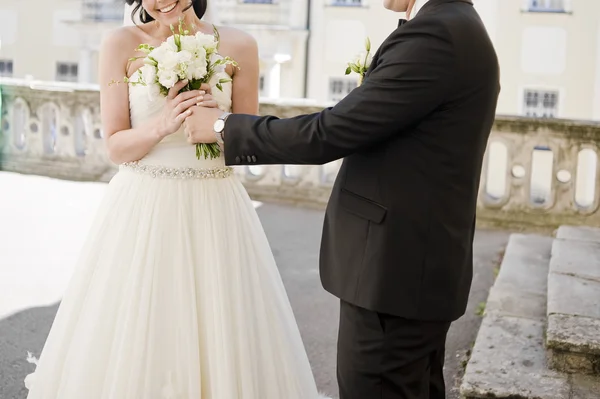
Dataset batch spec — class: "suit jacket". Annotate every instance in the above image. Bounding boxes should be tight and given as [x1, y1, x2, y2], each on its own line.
[223, 0, 500, 321]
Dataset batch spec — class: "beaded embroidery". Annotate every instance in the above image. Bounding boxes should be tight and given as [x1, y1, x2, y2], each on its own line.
[120, 161, 233, 180]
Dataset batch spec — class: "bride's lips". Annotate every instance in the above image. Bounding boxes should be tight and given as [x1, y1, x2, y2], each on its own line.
[157, 0, 179, 14]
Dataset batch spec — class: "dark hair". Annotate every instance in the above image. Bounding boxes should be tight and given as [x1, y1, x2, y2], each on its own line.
[125, 0, 207, 24]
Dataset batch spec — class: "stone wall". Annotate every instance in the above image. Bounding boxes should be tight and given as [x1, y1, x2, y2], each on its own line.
[1, 78, 599, 231]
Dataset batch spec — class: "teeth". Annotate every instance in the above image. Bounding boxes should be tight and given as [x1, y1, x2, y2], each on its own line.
[159, 2, 177, 13]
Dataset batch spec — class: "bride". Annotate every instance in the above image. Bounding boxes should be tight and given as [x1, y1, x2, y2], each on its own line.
[24, 1, 328, 398]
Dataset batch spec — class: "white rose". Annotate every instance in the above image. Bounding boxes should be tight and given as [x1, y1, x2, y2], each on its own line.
[194, 32, 218, 51]
[180, 35, 200, 53]
[163, 50, 181, 71]
[150, 42, 180, 70]
[177, 50, 193, 65]
[149, 41, 175, 61]
[165, 36, 178, 51]
[188, 59, 208, 80]
[158, 69, 179, 88]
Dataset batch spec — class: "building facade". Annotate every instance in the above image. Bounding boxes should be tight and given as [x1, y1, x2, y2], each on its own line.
[0, 0, 123, 84]
[1, 0, 598, 121]
[484, 0, 600, 121]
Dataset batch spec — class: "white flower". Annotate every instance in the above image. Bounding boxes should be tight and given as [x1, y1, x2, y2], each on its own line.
[194, 32, 218, 52]
[165, 36, 178, 51]
[177, 50, 193, 64]
[162, 51, 181, 71]
[158, 69, 179, 88]
[180, 35, 206, 57]
[187, 57, 208, 80]
[149, 43, 179, 70]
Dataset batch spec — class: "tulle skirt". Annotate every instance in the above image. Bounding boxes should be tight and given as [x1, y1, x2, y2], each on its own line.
[25, 165, 327, 399]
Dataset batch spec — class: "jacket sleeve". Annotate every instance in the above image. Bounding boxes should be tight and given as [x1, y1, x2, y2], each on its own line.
[223, 17, 455, 166]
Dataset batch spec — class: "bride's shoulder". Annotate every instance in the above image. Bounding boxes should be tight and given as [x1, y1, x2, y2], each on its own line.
[215, 26, 258, 59]
[100, 26, 144, 57]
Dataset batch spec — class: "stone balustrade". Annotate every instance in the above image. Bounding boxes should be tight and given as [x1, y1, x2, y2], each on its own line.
[1, 78, 599, 230]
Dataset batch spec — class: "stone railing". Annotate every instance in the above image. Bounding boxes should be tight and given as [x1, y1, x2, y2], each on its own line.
[1, 78, 599, 231]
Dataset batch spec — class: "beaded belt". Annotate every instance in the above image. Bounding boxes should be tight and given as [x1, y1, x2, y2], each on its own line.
[120, 161, 234, 180]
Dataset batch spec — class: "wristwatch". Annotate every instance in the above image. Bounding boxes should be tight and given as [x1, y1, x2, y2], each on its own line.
[213, 112, 231, 145]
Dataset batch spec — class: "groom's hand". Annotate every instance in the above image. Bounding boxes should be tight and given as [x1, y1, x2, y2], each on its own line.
[185, 100, 224, 145]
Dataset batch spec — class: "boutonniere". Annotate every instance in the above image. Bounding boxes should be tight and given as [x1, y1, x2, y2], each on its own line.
[345, 37, 372, 86]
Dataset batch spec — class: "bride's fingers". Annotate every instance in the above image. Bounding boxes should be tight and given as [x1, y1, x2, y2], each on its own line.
[196, 93, 214, 106]
[167, 79, 189, 100]
[198, 83, 212, 95]
[175, 109, 192, 123]
[197, 99, 218, 108]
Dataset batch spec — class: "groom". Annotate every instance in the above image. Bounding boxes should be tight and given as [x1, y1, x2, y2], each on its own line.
[190, 0, 499, 397]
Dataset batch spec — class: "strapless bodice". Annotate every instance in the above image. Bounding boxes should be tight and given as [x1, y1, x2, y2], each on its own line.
[127, 69, 232, 170]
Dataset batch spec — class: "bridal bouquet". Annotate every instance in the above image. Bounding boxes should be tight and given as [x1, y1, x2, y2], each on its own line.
[345, 37, 372, 86]
[125, 21, 238, 159]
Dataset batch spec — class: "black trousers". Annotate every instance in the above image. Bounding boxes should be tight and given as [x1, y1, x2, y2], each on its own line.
[337, 300, 451, 399]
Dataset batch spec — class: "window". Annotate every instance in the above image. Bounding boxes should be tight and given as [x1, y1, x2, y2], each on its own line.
[82, 0, 124, 21]
[528, 0, 565, 12]
[56, 62, 78, 82]
[0, 59, 13, 77]
[331, 0, 364, 6]
[523, 89, 559, 118]
[329, 78, 357, 102]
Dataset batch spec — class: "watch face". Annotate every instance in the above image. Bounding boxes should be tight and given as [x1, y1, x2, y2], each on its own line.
[214, 119, 225, 132]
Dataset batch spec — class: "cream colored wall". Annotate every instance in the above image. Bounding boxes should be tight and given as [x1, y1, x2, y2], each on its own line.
[0, 0, 81, 81]
[491, 0, 600, 120]
[306, 1, 399, 102]
[2, 0, 598, 122]
[306, 0, 599, 121]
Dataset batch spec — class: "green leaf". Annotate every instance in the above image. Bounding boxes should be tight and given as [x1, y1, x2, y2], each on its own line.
[345, 66, 351, 75]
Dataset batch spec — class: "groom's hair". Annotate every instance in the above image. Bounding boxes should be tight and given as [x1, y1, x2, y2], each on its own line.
[125, 0, 208, 24]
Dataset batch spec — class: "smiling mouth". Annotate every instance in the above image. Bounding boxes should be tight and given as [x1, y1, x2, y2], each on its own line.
[158, 0, 178, 13]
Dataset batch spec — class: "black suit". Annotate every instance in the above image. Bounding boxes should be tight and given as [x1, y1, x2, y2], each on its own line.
[224, 0, 499, 397]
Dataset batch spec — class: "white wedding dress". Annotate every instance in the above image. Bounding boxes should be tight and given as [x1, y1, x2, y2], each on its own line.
[25, 70, 328, 399]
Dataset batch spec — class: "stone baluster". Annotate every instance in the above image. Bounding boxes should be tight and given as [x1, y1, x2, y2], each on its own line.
[1, 80, 599, 230]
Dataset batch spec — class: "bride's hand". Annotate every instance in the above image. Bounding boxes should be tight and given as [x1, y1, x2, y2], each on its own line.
[183, 84, 220, 139]
[156, 80, 204, 138]
[194, 83, 218, 108]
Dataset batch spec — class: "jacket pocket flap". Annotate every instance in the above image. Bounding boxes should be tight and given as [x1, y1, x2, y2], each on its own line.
[339, 189, 387, 224]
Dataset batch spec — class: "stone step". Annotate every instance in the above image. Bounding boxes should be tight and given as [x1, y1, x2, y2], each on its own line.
[460, 233, 600, 399]
[547, 226, 600, 376]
